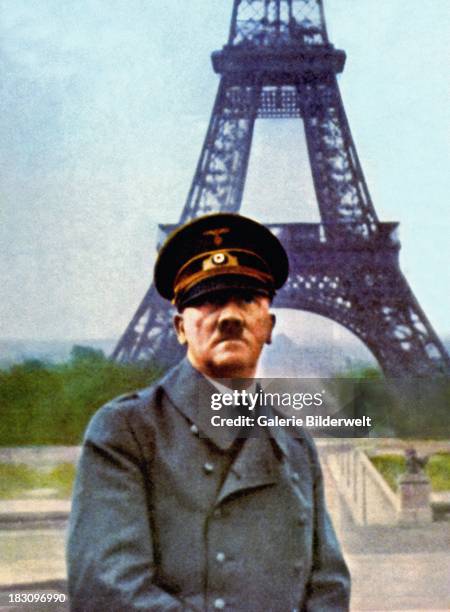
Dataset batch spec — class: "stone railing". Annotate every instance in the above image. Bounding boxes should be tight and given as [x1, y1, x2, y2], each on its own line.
[325, 443, 434, 525]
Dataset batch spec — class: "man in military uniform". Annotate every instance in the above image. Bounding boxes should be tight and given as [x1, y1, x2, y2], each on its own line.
[67, 213, 350, 611]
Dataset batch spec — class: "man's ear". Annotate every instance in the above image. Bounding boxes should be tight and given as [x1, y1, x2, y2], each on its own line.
[173, 314, 187, 345]
[265, 313, 276, 345]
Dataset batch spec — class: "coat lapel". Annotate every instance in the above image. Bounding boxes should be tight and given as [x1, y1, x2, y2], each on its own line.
[216, 431, 280, 505]
[161, 358, 241, 450]
[162, 359, 289, 505]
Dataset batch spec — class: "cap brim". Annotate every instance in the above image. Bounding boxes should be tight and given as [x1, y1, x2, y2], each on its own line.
[178, 274, 271, 308]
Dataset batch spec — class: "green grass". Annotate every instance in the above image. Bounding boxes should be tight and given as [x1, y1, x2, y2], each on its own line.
[370, 453, 450, 492]
[426, 452, 450, 492]
[0, 462, 76, 500]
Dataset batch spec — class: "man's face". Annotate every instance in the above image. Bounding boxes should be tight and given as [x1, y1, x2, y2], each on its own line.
[174, 290, 275, 379]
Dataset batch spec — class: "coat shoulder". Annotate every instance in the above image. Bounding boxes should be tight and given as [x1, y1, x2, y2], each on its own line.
[100, 383, 160, 414]
[84, 380, 165, 445]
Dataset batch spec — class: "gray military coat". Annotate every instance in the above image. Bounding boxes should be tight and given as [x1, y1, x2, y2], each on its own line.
[67, 359, 350, 611]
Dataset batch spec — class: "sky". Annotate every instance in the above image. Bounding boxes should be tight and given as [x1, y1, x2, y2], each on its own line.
[1, 0, 449, 347]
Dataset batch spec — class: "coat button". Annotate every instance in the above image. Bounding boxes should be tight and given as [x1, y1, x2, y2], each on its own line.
[214, 598, 225, 609]
[190, 424, 199, 435]
[203, 462, 214, 474]
[216, 552, 226, 563]
[291, 472, 300, 483]
[294, 560, 303, 571]
[298, 511, 309, 524]
[213, 508, 222, 519]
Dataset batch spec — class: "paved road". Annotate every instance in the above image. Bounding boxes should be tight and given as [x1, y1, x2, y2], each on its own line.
[322, 459, 450, 611]
[0, 528, 67, 612]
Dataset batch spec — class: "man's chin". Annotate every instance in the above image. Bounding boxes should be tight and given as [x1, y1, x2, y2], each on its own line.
[208, 352, 253, 378]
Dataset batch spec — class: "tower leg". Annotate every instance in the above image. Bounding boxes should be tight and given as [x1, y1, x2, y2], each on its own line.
[277, 261, 450, 376]
[300, 77, 378, 238]
[181, 80, 260, 221]
[113, 81, 260, 363]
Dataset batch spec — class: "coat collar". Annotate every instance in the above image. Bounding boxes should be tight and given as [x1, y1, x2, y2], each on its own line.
[161, 358, 289, 456]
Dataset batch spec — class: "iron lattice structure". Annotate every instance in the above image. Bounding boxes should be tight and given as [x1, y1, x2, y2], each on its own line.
[112, 0, 449, 376]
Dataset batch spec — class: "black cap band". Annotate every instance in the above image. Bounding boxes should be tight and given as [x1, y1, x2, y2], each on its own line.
[177, 275, 273, 310]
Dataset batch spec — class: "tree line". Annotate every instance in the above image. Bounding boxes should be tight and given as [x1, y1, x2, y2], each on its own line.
[0, 347, 448, 445]
[0, 346, 161, 446]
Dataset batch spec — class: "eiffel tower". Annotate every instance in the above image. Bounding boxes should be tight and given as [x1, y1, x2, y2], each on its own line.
[112, 0, 449, 376]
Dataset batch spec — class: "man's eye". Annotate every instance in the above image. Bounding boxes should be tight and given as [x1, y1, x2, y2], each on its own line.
[242, 295, 254, 304]
[241, 292, 258, 304]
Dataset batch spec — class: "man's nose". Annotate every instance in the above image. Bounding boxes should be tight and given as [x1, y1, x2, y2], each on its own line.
[217, 301, 244, 336]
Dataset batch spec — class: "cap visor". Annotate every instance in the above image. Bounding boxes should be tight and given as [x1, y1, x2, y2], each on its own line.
[178, 274, 272, 308]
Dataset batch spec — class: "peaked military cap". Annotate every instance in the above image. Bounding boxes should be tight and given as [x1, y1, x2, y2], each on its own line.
[154, 213, 289, 309]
